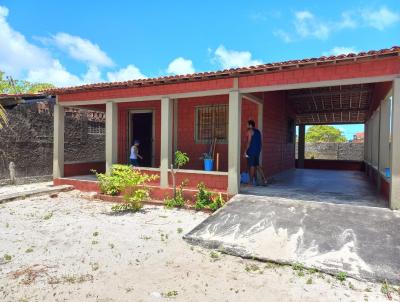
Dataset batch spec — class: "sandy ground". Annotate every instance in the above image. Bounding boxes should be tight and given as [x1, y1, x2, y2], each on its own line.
[0, 190, 398, 302]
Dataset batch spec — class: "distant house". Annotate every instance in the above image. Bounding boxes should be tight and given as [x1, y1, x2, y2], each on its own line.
[352, 132, 365, 143]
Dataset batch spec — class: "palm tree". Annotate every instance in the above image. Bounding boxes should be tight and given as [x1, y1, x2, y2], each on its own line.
[0, 104, 8, 129]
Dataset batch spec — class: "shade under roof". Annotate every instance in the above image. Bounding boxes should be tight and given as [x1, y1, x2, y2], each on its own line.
[288, 84, 373, 125]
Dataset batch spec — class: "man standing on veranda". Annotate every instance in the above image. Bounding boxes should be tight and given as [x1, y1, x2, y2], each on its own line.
[245, 119, 262, 186]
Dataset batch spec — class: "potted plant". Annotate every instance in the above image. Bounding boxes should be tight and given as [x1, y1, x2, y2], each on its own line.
[200, 152, 213, 171]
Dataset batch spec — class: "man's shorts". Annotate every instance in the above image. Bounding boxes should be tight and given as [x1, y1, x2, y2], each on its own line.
[247, 155, 259, 167]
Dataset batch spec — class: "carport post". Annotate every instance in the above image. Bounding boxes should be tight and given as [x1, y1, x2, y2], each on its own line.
[53, 102, 64, 178]
[160, 97, 173, 188]
[390, 78, 400, 209]
[105, 101, 118, 175]
[298, 124, 306, 169]
[228, 90, 242, 195]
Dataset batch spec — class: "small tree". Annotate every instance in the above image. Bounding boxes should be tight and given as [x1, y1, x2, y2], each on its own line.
[164, 151, 189, 209]
[305, 125, 347, 143]
[171, 151, 189, 198]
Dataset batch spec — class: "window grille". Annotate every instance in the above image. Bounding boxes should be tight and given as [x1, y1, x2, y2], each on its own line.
[195, 104, 228, 143]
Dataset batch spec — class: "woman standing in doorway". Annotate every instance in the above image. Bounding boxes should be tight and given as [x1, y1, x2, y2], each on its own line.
[130, 140, 143, 166]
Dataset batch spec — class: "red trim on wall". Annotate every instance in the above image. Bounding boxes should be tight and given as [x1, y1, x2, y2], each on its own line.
[64, 161, 105, 177]
[295, 159, 365, 171]
[238, 57, 400, 89]
[169, 171, 228, 191]
[58, 78, 234, 102]
[54, 178, 100, 192]
[380, 176, 390, 201]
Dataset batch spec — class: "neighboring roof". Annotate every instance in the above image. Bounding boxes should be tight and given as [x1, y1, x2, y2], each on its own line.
[0, 93, 53, 107]
[47, 46, 400, 95]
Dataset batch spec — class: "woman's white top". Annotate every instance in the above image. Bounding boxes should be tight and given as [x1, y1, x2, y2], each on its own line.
[130, 146, 138, 159]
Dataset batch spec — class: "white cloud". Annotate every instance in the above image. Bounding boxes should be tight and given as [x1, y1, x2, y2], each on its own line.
[167, 57, 195, 75]
[52, 32, 114, 67]
[275, 6, 399, 42]
[361, 7, 400, 30]
[213, 45, 262, 69]
[0, 6, 52, 77]
[26, 60, 82, 87]
[323, 47, 358, 56]
[337, 11, 358, 29]
[0, 5, 148, 87]
[107, 64, 146, 82]
[294, 10, 330, 40]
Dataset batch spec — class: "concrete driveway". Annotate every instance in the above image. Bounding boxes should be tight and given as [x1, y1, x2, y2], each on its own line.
[184, 193, 400, 283]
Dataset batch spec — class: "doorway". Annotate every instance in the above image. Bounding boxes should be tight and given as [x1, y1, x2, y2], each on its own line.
[129, 110, 154, 167]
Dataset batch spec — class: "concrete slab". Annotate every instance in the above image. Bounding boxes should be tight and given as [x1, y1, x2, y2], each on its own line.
[184, 194, 400, 283]
[241, 169, 388, 208]
[0, 184, 73, 204]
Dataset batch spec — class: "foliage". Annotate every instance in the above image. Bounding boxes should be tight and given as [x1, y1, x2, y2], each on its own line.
[336, 271, 347, 282]
[170, 150, 190, 200]
[305, 125, 347, 143]
[194, 182, 225, 211]
[93, 164, 158, 212]
[174, 150, 189, 169]
[0, 71, 54, 94]
[200, 152, 212, 160]
[164, 180, 187, 209]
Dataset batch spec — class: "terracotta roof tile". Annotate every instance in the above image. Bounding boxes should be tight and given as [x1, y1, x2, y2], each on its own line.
[47, 46, 400, 94]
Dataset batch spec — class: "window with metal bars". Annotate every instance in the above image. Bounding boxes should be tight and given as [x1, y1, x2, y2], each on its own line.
[195, 104, 228, 143]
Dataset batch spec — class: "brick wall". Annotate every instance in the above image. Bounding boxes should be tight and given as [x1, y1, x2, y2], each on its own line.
[299, 142, 365, 160]
[238, 57, 400, 89]
[0, 100, 105, 182]
[175, 95, 258, 172]
[261, 91, 296, 178]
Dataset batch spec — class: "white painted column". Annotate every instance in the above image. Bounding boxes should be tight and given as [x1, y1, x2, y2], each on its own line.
[390, 79, 400, 209]
[298, 124, 306, 169]
[379, 99, 390, 174]
[53, 103, 64, 178]
[105, 101, 118, 174]
[160, 97, 173, 188]
[173, 99, 178, 154]
[228, 90, 242, 195]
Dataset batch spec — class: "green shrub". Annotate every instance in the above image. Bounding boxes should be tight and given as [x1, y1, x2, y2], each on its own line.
[195, 183, 225, 211]
[94, 165, 158, 212]
[164, 181, 187, 209]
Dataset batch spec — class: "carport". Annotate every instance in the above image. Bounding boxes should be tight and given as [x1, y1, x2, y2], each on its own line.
[242, 78, 397, 209]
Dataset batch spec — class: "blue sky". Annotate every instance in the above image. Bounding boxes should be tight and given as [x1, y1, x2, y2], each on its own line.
[1, 0, 399, 137]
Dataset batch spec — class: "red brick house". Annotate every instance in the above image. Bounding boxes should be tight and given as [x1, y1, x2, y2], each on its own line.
[50, 46, 400, 209]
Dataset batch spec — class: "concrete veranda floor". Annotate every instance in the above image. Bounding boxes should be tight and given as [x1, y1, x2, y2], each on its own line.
[185, 169, 399, 283]
[240, 169, 388, 208]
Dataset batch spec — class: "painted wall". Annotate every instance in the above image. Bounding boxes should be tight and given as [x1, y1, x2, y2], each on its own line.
[115, 94, 294, 178]
[368, 81, 393, 118]
[261, 91, 296, 178]
[175, 95, 258, 172]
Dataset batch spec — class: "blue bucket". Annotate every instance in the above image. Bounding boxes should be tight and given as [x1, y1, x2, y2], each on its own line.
[385, 168, 391, 178]
[204, 159, 214, 171]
